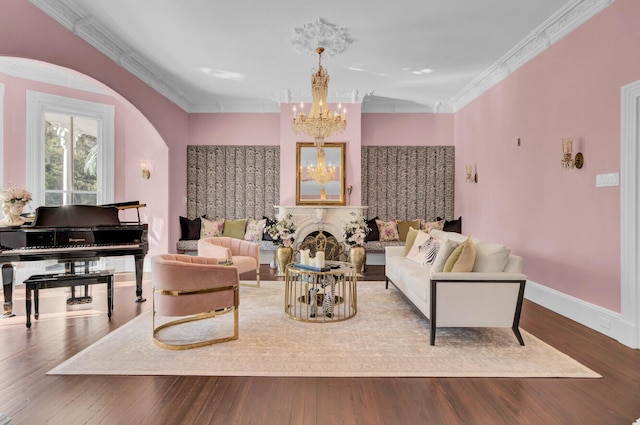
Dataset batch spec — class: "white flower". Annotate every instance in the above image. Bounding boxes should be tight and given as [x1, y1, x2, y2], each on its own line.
[266, 213, 297, 247]
[343, 212, 369, 246]
[0, 187, 32, 204]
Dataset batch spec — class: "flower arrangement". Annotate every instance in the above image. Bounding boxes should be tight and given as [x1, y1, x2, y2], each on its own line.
[0, 187, 32, 204]
[265, 213, 297, 247]
[343, 212, 369, 246]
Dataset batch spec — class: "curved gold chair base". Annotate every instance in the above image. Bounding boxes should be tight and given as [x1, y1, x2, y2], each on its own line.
[152, 308, 238, 350]
[240, 270, 260, 288]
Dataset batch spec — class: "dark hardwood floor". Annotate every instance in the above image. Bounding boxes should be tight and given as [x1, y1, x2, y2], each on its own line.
[0, 264, 639, 424]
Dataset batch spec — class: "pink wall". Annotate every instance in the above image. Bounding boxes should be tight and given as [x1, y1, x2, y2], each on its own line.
[189, 113, 280, 146]
[0, 70, 170, 258]
[454, 0, 640, 312]
[0, 0, 186, 253]
[362, 113, 454, 146]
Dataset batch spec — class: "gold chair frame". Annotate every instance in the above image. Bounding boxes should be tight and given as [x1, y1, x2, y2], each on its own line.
[152, 284, 239, 350]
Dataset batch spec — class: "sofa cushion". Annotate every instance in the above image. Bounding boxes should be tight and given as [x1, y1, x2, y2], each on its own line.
[403, 227, 419, 256]
[376, 219, 400, 242]
[437, 216, 462, 233]
[179, 216, 201, 240]
[365, 217, 380, 241]
[420, 219, 445, 233]
[244, 218, 267, 242]
[222, 219, 247, 239]
[473, 242, 511, 272]
[444, 237, 476, 272]
[397, 220, 420, 241]
[407, 233, 439, 266]
[201, 217, 224, 238]
[430, 239, 458, 273]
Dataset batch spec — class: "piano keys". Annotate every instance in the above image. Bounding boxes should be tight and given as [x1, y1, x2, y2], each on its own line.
[0, 204, 149, 318]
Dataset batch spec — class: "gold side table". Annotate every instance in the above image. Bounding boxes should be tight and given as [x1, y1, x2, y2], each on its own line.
[284, 261, 357, 322]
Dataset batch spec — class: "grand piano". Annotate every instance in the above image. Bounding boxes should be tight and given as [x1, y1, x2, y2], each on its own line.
[0, 203, 149, 317]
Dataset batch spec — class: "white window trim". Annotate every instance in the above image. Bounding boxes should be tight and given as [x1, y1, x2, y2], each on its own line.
[26, 91, 115, 206]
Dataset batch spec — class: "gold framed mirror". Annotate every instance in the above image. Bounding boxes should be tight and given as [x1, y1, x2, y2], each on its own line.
[296, 142, 346, 205]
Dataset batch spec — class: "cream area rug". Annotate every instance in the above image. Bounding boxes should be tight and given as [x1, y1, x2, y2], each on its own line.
[48, 281, 599, 378]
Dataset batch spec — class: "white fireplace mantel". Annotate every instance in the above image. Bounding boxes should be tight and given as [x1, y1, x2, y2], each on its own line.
[274, 205, 368, 243]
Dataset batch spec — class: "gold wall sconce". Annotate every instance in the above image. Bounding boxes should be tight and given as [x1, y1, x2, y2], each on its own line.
[140, 160, 151, 179]
[561, 137, 584, 169]
[465, 164, 478, 183]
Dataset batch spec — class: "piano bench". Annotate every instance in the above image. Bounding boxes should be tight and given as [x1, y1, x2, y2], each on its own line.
[23, 271, 114, 329]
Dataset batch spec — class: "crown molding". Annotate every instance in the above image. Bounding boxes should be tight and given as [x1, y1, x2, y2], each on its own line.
[0, 57, 109, 95]
[29, 0, 192, 111]
[28, 0, 614, 115]
[449, 0, 615, 112]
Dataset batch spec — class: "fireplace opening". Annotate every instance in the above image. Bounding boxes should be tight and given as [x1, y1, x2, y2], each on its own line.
[295, 230, 346, 262]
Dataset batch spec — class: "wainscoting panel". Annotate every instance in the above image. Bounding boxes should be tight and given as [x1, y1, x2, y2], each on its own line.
[361, 146, 455, 220]
[186, 145, 280, 220]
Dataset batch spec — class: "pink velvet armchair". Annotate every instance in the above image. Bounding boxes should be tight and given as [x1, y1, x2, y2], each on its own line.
[197, 237, 261, 287]
[151, 254, 239, 350]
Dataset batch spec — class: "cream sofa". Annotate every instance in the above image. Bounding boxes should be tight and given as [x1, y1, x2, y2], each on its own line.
[385, 229, 527, 345]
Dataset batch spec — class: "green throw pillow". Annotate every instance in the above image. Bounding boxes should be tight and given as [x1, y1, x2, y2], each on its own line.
[222, 219, 247, 239]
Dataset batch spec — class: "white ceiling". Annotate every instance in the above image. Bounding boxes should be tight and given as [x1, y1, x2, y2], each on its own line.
[16, 0, 612, 113]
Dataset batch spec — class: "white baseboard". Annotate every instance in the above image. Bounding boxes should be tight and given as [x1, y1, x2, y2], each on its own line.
[525, 280, 638, 349]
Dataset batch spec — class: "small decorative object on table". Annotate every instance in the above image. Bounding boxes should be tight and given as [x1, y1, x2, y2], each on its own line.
[0, 187, 32, 227]
[342, 212, 369, 276]
[265, 213, 297, 276]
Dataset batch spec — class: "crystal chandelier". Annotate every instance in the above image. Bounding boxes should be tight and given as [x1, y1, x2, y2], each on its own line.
[304, 147, 337, 200]
[292, 47, 347, 147]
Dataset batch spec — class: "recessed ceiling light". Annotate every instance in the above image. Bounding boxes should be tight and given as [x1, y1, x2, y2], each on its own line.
[412, 68, 433, 75]
[199, 67, 245, 81]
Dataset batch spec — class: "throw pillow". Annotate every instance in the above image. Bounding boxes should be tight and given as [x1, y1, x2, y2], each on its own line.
[201, 217, 224, 238]
[430, 239, 458, 273]
[403, 226, 420, 256]
[365, 217, 380, 241]
[421, 219, 445, 233]
[444, 237, 476, 272]
[473, 242, 511, 272]
[222, 218, 247, 239]
[244, 218, 267, 242]
[397, 220, 420, 241]
[179, 216, 201, 240]
[407, 234, 440, 265]
[262, 216, 276, 241]
[437, 216, 462, 233]
[376, 219, 400, 242]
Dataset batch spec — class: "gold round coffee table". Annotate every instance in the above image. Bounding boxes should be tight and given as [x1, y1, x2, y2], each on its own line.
[284, 261, 357, 322]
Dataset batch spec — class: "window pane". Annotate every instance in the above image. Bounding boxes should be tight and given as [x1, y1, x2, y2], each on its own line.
[44, 192, 63, 206]
[72, 193, 97, 205]
[43, 112, 99, 206]
[44, 117, 66, 191]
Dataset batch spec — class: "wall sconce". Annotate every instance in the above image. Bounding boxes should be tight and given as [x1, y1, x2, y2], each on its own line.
[465, 164, 478, 183]
[140, 161, 151, 179]
[561, 137, 584, 169]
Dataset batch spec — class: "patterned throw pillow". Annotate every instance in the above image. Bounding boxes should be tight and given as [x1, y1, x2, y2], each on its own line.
[406, 232, 440, 265]
[244, 218, 267, 242]
[201, 217, 224, 238]
[421, 219, 445, 233]
[376, 219, 399, 242]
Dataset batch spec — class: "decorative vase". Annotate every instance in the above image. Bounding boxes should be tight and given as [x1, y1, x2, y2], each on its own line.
[276, 246, 293, 276]
[1, 201, 26, 226]
[349, 245, 366, 277]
